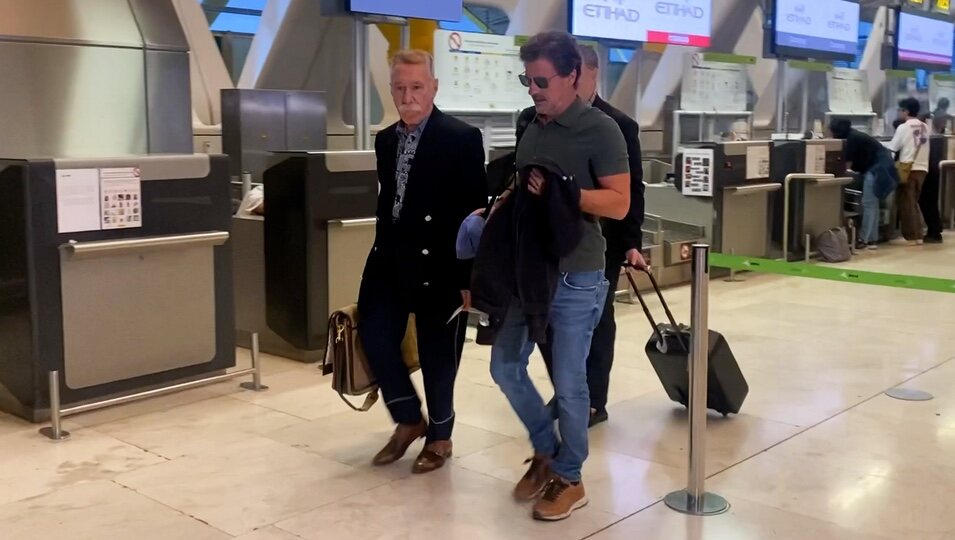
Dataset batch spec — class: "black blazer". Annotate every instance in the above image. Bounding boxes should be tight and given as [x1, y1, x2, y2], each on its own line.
[517, 96, 645, 255]
[358, 107, 488, 317]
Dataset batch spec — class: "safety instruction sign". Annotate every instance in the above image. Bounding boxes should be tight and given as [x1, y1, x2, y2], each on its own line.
[681, 148, 715, 197]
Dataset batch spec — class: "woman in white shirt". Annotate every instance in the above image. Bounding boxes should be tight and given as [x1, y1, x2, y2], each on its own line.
[884, 97, 929, 244]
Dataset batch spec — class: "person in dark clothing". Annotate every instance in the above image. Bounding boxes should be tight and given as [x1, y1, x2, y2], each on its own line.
[516, 44, 646, 427]
[932, 98, 949, 135]
[829, 119, 897, 249]
[358, 50, 487, 474]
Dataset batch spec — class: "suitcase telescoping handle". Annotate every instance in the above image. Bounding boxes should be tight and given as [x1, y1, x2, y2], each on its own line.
[623, 265, 688, 352]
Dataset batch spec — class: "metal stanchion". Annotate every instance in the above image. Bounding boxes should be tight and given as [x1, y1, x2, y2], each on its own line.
[39, 371, 70, 441]
[665, 244, 729, 516]
[724, 248, 742, 283]
[804, 233, 811, 263]
[240, 333, 269, 391]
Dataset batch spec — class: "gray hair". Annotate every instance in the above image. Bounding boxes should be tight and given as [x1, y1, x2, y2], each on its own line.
[578, 44, 599, 70]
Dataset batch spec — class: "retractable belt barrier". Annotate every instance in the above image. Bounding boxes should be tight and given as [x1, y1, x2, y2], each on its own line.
[709, 253, 955, 295]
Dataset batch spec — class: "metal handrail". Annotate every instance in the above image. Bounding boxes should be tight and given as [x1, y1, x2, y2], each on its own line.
[61, 231, 230, 260]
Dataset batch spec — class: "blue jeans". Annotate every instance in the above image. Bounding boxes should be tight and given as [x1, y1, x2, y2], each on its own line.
[490, 271, 609, 482]
[861, 170, 880, 244]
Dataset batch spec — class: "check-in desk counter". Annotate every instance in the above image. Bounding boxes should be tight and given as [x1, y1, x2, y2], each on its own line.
[259, 151, 377, 354]
[770, 139, 852, 260]
[0, 155, 234, 421]
[931, 136, 955, 230]
[658, 142, 778, 248]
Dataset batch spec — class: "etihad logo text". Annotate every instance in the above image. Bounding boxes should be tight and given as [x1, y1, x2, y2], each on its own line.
[656, 1, 705, 19]
[787, 3, 811, 25]
[828, 10, 850, 32]
[582, 0, 640, 22]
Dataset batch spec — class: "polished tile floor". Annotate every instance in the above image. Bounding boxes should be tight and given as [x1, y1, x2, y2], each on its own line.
[2, 237, 955, 539]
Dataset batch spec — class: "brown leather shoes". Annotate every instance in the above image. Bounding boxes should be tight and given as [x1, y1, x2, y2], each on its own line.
[372, 420, 427, 466]
[411, 440, 453, 474]
[513, 454, 552, 501]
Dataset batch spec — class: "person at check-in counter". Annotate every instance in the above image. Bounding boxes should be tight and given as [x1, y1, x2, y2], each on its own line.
[357, 49, 487, 474]
[885, 97, 930, 245]
[829, 119, 897, 250]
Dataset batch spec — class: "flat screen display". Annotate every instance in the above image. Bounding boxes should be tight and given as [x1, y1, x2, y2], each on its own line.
[897, 11, 955, 69]
[773, 0, 860, 61]
[348, 0, 463, 22]
[569, 0, 712, 47]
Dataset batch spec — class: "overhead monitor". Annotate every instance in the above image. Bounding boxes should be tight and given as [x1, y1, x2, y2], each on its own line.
[347, 0, 463, 22]
[772, 0, 860, 61]
[896, 10, 955, 70]
[569, 0, 713, 47]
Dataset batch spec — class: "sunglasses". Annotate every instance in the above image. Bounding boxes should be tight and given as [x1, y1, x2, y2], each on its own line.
[519, 73, 560, 89]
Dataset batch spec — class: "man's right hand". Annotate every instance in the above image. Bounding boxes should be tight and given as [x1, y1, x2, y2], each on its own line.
[528, 168, 546, 196]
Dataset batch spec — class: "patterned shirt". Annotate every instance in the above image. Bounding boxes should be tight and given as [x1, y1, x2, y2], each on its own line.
[392, 115, 430, 222]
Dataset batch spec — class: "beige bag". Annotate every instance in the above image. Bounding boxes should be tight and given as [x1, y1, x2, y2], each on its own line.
[322, 304, 419, 411]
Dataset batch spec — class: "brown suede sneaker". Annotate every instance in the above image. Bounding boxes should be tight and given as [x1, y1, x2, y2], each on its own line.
[372, 419, 427, 466]
[513, 455, 552, 501]
[532, 476, 587, 521]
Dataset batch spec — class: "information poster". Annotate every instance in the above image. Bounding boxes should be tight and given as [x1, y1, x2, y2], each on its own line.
[55, 166, 142, 233]
[745, 145, 771, 180]
[433, 30, 530, 113]
[100, 167, 142, 229]
[827, 68, 872, 113]
[681, 53, 749, 112]
[681, 148, 715, 197]
[56, 169, 102, 233]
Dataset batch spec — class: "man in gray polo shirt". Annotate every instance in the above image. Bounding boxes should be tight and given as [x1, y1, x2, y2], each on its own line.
[489, 31, 630, 521]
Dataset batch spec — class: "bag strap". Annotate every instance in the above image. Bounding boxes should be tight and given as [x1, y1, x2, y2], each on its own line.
[338, 388, 379, 412]
[623, 266, 688, 352]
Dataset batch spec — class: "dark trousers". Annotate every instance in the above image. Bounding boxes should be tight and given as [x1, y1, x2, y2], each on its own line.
[360, 294, 467, 442]
[920, 168, 944, 239]
[541, 259, 621, 412]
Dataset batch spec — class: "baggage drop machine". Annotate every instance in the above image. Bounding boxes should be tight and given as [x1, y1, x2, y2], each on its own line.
[770, 139, 853, 260]
[661, 141, 780, 257]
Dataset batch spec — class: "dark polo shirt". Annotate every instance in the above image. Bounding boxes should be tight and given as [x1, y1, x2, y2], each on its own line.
[516, 98, 630, 272]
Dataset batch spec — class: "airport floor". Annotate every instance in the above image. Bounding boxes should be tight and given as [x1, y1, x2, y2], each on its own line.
[2, 236, 955, 540]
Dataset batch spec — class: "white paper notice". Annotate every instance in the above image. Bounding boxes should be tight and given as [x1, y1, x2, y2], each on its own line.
[56, 168, 102, 233]
[745, 145, 771, 179]
[100, 167, 142, 229]
[681, 54, 749, 112]
[681, 148, 715, 197]
[805, 144, 827, 175]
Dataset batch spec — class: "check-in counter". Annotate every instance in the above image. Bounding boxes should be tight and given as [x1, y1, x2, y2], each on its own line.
[770, 139, 852, 259]
[261, 151, 378, 353]
[634, 141, 778, 289]
[0, 154, 234, 421]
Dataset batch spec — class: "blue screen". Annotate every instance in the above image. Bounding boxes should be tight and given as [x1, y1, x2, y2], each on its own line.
[349, 0, 463, 22]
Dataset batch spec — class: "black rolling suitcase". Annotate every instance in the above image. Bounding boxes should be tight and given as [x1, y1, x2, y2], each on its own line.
[624, 268, 748, 416]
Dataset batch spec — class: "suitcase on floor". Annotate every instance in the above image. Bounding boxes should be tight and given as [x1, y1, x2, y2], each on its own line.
[624, 268, 748, 416]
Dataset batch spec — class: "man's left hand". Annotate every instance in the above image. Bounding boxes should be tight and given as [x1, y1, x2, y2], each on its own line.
[625, 248, 648, 270]
[461, 290, 472, 311]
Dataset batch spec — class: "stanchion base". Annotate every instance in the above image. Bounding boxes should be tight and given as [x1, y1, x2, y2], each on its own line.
[239, 382, 269, 392]
[39, 427, 71, 441]
[664, 490, 729, 516]
[884, 388, 933, 401]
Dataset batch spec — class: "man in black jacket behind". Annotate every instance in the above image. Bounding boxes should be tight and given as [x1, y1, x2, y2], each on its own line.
[358, 50, 487, 474]
[517, 44, 647, 427]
